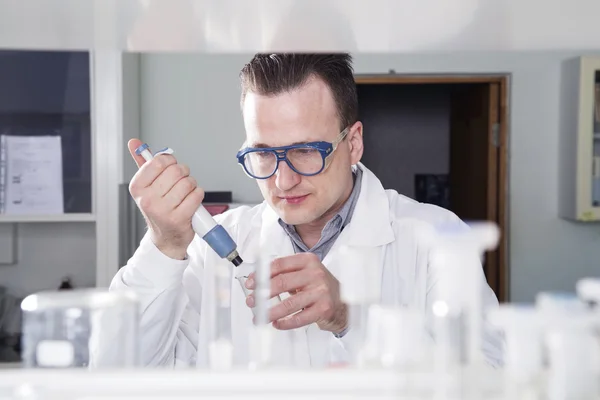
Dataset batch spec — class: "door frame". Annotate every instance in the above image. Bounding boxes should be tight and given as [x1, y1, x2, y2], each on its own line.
[354, 74, 510, 302]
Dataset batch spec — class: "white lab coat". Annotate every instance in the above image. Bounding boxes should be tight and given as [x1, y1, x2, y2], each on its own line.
[110, 163, 504, 368]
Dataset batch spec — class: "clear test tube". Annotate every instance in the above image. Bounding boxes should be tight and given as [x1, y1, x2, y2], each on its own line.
[208, 260, 234, 370]
[20, 288, 139, 369]
[336, 245, 380, 367]
[242, 255, 276, 369]
[236, 262, 308, 369]
[235, 275, 282, 318]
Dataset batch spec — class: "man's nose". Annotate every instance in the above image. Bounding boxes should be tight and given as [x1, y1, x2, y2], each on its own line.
[275, 160, 301, 191]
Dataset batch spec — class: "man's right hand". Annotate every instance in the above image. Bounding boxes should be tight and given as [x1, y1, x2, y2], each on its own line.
[127, 138, 204, 260]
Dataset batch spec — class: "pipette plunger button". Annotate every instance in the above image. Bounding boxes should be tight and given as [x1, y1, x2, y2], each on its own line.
[134, 143, 149, 155]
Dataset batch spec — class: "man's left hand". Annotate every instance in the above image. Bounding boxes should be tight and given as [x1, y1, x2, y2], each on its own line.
[245, 252, 348, 334]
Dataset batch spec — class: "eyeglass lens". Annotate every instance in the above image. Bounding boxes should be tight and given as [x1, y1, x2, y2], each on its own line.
[244, 147, 324, 178]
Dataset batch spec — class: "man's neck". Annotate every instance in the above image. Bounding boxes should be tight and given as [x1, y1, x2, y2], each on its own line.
[295, 219, 329, 249]
[295, 175, 355, 249]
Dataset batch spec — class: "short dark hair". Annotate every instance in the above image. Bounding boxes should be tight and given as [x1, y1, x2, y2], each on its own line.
[239, 53, 358, 130]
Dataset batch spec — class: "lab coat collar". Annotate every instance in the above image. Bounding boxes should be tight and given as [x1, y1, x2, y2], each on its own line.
[257, 163, 395, 259]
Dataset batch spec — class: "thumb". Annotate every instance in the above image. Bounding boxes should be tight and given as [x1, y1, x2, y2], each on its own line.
[128, 139, 150, 168]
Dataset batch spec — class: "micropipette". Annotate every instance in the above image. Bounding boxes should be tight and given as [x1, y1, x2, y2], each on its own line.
[135, 143, 243, 267]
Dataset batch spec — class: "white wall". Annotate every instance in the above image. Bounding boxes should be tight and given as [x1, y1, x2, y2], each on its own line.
[140, 55, 261, 203]
[0, 223, 95, 297]
[139, 51, 600, 302]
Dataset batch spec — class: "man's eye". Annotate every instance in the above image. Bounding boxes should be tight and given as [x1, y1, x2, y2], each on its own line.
[295, 148, 314, 154]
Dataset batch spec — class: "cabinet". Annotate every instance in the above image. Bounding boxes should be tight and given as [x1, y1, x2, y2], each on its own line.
[0, 51, 127, 294]
[0, 51, 93, 221]
[560, 56, 600, 221]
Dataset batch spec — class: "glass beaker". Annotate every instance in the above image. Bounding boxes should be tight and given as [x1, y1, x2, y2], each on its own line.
[20, 288, 140, 368]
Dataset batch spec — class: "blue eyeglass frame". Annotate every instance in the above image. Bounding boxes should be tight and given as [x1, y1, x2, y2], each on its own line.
[236, 128, 349, 179]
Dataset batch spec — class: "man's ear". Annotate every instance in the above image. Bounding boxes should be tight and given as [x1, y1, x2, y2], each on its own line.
[348, 121, 364, 165]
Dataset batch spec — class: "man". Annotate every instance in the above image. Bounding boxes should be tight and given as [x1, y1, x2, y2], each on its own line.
[111, 53, 504, 368]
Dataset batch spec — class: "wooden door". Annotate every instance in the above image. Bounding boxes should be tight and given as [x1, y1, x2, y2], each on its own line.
[449, 83, 504, 300]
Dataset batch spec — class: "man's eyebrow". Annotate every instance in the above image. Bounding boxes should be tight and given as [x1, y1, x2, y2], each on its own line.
[248, 141, 312, 148]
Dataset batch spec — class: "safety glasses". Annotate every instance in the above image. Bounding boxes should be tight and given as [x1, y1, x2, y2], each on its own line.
[236, 128, 349, 180]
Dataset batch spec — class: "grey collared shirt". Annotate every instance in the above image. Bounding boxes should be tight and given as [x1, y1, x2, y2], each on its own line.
[278, 167, 363, 261]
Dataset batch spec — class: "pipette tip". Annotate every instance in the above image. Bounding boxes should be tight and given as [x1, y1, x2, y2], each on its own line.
[231, 255, 243, 267]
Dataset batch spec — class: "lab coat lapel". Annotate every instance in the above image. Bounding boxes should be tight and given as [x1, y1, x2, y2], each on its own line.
[260, 205, 295, 259]
[313, 164, 396, 365]
[323, 163, 395, 279]
[345, 163, 395, 247]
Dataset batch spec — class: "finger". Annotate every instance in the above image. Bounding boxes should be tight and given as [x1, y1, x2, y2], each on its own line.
[269, 289, 319, 322]
[131, 154, 178, 191]
[172, 187, 204, 220]
[151, 163, 191, 197]
[244, 269, 311, 293]
[270, 270, 314, 297]
[163, 176, 198, 210]
[128, 139, 147, 168]
[273, 305, 321, 330]
[245, 287, 295, 307]
[271, 252, 320, 278]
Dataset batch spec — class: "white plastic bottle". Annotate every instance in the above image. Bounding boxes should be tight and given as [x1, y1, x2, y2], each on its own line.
[489, 304, 544, 399]
[536, 292, 600, 400]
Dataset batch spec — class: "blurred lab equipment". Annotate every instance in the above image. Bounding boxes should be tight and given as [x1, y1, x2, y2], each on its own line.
[5, 218, 600, 399]
[422, 221, 501, 368]
[543, 310, 600, 400]
[20, 288, 140, 369]
[536, 289, 600, 400]
[135, 144, 243, 267]
[577, 277, 600, 306]
[336, 245, 380, 366]
[208, 258, 234, 370]
[489, 304, 544, 398]
[246, 255, 273, 369]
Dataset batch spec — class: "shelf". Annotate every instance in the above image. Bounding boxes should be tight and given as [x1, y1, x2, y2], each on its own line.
[0, 213, 95, 223]
[594, 132, 600, 139]
[0, 362, 21, 369]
